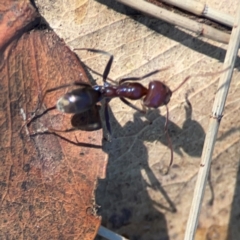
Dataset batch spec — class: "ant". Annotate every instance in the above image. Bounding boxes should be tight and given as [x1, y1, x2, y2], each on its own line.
[27, 48, 227, 172]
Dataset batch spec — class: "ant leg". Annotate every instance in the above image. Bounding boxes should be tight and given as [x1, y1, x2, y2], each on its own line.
[163, 105, 173, 173]
[120, 97, 146, 113]
[20, 106, 57, 137]
[31, 106, 102, 135]
[120, 70, 160, 84]
[47, 127, 78, 133]
[119, 66, 171, 84]
[104, 98, 112, 140]
[30, 131, 102, 149]
[82, 63, 117, 85]
[24, 126, 77, 136]
[25, 109, 79, 136]
[74, 48, 114, 84]
[27, 106, 56, 127]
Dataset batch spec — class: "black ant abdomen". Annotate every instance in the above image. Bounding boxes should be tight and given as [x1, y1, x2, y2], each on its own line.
[56, 86, 101, 114]
[71, 105, 102, 131]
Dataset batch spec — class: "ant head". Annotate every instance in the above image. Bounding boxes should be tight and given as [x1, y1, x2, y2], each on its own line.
[143, 81, 172, 108]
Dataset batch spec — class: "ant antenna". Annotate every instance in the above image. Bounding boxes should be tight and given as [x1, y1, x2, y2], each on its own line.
[172, 67, 230, 93]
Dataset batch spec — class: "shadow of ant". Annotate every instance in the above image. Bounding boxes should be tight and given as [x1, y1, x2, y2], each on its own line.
[109, 95, 205, 160]
[96, 112, 174, 240]
[95, 97, 205, 240]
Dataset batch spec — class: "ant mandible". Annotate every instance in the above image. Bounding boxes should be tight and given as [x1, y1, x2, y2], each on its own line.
[30, 48, 226, 172]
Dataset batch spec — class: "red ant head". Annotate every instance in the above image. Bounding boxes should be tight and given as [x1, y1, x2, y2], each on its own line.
[143, 81, 172, 108]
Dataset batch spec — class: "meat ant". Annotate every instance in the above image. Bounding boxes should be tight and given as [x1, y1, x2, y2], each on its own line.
[27, 48, 227, 172]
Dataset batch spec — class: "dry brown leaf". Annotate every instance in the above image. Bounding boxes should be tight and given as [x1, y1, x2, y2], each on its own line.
[0, 0, 39, 53]
[0, 1, 106, 239]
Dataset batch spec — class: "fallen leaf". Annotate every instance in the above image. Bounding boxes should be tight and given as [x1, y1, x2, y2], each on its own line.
[0, 2, 106, 239]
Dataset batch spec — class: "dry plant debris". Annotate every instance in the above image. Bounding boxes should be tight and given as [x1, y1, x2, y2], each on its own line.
[0, 1, 106, 239]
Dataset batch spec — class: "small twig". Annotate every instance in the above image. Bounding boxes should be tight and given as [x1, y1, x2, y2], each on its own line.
[157, 0, 234, 27]
[98, 226, 129, 240]
[184, 3, 240, 240]
[116, 0, 230, 44]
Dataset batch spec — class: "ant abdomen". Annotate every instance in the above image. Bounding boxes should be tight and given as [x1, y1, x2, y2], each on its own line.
[71, 105, 102, 131]
[56, 86, 101, 114]
[143, 81, 172, 108]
